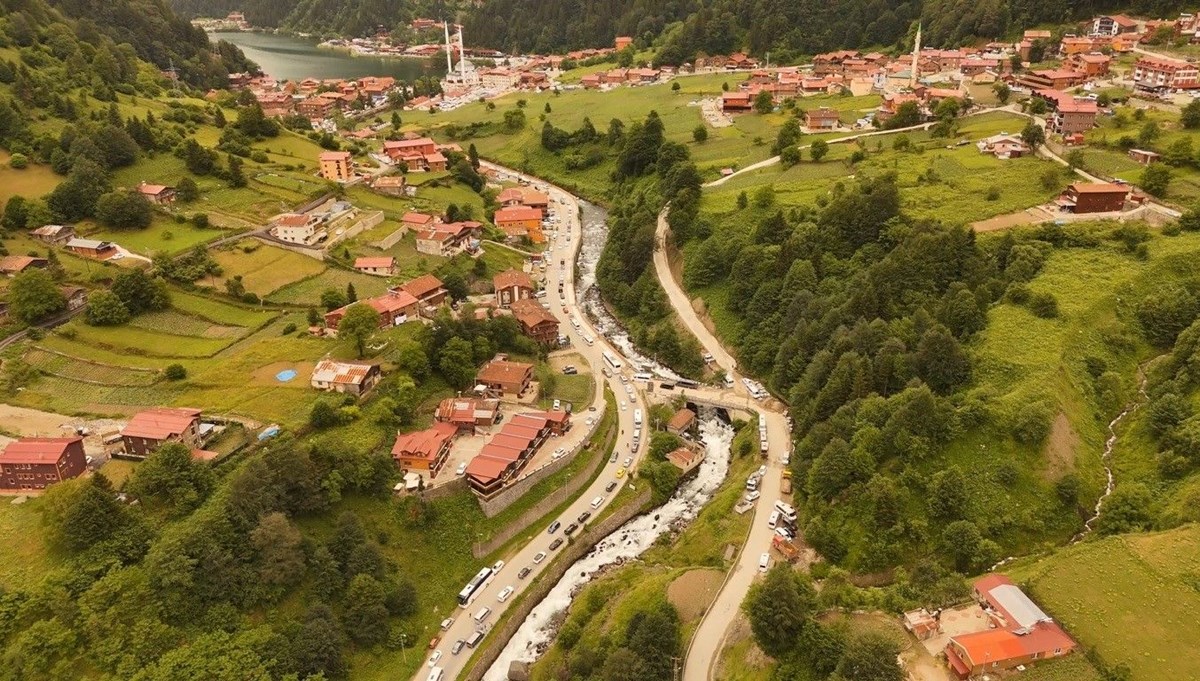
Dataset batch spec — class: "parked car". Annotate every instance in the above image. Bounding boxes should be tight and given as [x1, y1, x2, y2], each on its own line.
[549, 538, 564, 550]
[605, 481, 618, 493]
[622, 457, 632, 468]
[547, 521, 561, 534]
[428, 651, 442, 668]
[577, 511, 592, 523]
[456, 462, 467, 476]
[563, 365, 578, 375]
[518, 566, 532, 579]
[564, 523, 578, 535]
[497, 586, 514, 602]
[440, 617, 454, 631]
[451, 640, 465, 655]
[492, 560, 505, 574]
[745, 490, 761, 502]
[533, 551, 547, 564]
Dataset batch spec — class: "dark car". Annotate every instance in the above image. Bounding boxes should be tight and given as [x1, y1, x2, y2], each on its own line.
[547, 521, 561, 534]
[605, 481, 618, 493]
[577, 511, 592, 523]
[564, 523, 578, 535]
[549, 538, 564, 550]
[518, 566, 532, 580]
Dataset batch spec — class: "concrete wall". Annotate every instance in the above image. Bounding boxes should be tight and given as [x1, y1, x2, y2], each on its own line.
[472, 439, 608, 557]
[462, 487, 653, 681]
[423, 476, 469, 501]
[476, 415, 609, 519]
[252, 234, 327, 261]
[375, 224, 409, 250]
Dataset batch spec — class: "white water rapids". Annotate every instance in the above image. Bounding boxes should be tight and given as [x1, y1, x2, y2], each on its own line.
[482, 418, 735, 679]
[574, 199, 683, 382]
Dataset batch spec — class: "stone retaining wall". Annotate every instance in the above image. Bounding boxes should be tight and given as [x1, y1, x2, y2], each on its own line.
[462, 487, 653, 681]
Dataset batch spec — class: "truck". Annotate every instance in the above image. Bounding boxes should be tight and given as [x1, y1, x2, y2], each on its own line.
[772, 535, 801, 563]
[780, 470, 793, 495]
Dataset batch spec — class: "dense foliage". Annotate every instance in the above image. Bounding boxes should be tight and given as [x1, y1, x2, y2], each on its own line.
[0, 0, 253, 89]
[594, 111, 706, 376]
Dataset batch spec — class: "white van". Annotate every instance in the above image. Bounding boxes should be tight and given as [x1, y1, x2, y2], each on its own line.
[632, 428, 641, 442]
[774, 501, 796, 518]
[767, 510, 780, 529]
[759, 552, 770, 572]
[591, 495, 604, 509]
[428, 667, 445, 681]
[582, 334, 594, 346]
[633, 409, 643, 426]
[474, 607, 491, 624]
[632, 372, 652, 383]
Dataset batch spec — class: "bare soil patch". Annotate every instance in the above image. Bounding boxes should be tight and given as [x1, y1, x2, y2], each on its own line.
[1043, 411, 1079, 481]
[667, 568, 724, 623]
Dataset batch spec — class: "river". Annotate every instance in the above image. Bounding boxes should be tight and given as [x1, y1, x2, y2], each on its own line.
[575, 199, 682, 381]
[210, 31, 444, 82]
[483, 418, 735, 679]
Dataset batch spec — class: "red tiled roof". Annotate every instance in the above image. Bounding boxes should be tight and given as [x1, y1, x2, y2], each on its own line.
[0, 256, 43, 273]
[466, 455, 511, 482]
[319, 151, 352, 161]
[510, 413, 549, 430]
[122, 408, 201, 441]
[400, 273, 444, 300]
[1070, 182, 1127, 194]
[138, 183, 171, 196]
[0, 437, 82, 465]
[668, 408, 696, 430]
[494, 206, 543, 223]
[510, 298, 557, 328]
[276, 213, 309, 227]
[402, 212, 435, 225]
[391, 421, 457, 462]
[494, 269, 533, 291]
[365, 291, 418, 315]
[476, 359, 533, 385]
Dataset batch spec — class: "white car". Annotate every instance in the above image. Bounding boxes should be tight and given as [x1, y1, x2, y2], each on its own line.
[552, 448, 566, 460]
[497, 586, 514, 602]
[622, 457, 632, 468]
[456, 462, 467, 476]
[440, 617, 454, 630]
[759, 552, 770, 572]
[428, 650, 442, 667]
[586, 416, 595, 426]
[553, 399, 561, 410]
[492, 560, 505, 574]
[533, 551, 547, 564]
[624, 384, 633, 395]
[745, 490, 761, 502]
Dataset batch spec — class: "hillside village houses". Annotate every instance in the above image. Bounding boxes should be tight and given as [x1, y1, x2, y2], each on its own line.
[318, 150, 354, 182]
[415, 220, 481, 257]
[29, 224, 74, 245]
[353, 256, 395, 276]
[136, 181, 176, 205]
[120, 407, 204, 457]
[475, 357, 534, 397]
[0, 437, 87, 492]
[494, 269, 534, 308]
[310, 359, 382, 396]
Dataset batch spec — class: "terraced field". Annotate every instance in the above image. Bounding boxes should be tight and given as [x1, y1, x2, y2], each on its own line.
[23, 349, 160, 386]
[130, 310, 247, 338]
[267, 267, 391, 305]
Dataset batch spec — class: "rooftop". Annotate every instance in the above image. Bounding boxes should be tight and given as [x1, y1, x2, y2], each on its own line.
[0, 437, 82, 465]
[400, 273, 445, 300]
[494, 268, 533, 291]
[121, 407, 202, 441]
[477, 358, 534, 385]
[354, 256, 394, 269]
[391, 422, 457, 461]
[311, 359, 378, 386]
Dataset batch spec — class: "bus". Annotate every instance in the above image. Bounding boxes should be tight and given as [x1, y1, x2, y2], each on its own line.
[458, 567, 493, 606]
[602, 350, 623, 371]
[676, 378, 699, 389]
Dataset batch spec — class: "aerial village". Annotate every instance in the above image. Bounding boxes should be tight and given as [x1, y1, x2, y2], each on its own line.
[5, 5, 1200, 681]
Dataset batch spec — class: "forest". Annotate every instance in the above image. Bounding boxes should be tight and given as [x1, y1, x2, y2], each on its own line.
[0, 0, 254, 88]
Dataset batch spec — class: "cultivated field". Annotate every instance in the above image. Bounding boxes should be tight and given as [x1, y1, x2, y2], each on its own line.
[1011, 525, 1200, 681]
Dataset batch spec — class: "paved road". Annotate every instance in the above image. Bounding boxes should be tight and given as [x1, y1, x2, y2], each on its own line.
[418, 163, 652, 681]
[653, 208, 795, 680]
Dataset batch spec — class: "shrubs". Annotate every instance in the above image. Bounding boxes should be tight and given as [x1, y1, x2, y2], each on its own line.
[164, 364, 187, 380]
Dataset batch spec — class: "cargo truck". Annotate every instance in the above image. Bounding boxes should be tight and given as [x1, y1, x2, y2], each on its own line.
[780, 469, 793, 495]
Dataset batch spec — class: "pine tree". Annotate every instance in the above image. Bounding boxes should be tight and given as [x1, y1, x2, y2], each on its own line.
[345, 282, 357, 303]
[226, 154, 246, 188]
[213, 107, 226, 128]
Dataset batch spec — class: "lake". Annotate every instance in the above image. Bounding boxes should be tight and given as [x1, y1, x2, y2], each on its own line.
[210, 31, 444, 82]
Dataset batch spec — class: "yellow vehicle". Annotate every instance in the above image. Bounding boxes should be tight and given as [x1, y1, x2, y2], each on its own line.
[615, 467, 626, 478]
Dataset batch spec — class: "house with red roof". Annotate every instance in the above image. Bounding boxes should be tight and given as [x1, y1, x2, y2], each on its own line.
[121, 407, 203, 457]
[465, 411, 555, 496]
[945, 574, 1076, 679]
[137, 181, 176, 205]
[383, 138, 447, 171]
[509, 298, 559, 345]
[0, 437, 87, 491]
[391, 421, 457, 476]
[324, 290, 420, 329]
[415, 221, 481, 256]
[494, 269, 534, 308]
[1133, 56, 1200, 91]
[398, 273, 448, 309]
[310, 359, 381, 396]
[353, 256, 395, 276]
[435, 397, 501, 434]
[0, 255, 48, 276]
[721, 91, 752, 113]
[1092, 14, 1139, 37]
[475, 357, 534, 397]
[494, 205, 545, 243]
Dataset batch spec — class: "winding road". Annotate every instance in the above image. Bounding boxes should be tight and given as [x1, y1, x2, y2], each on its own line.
[415, 162, 652, 681]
